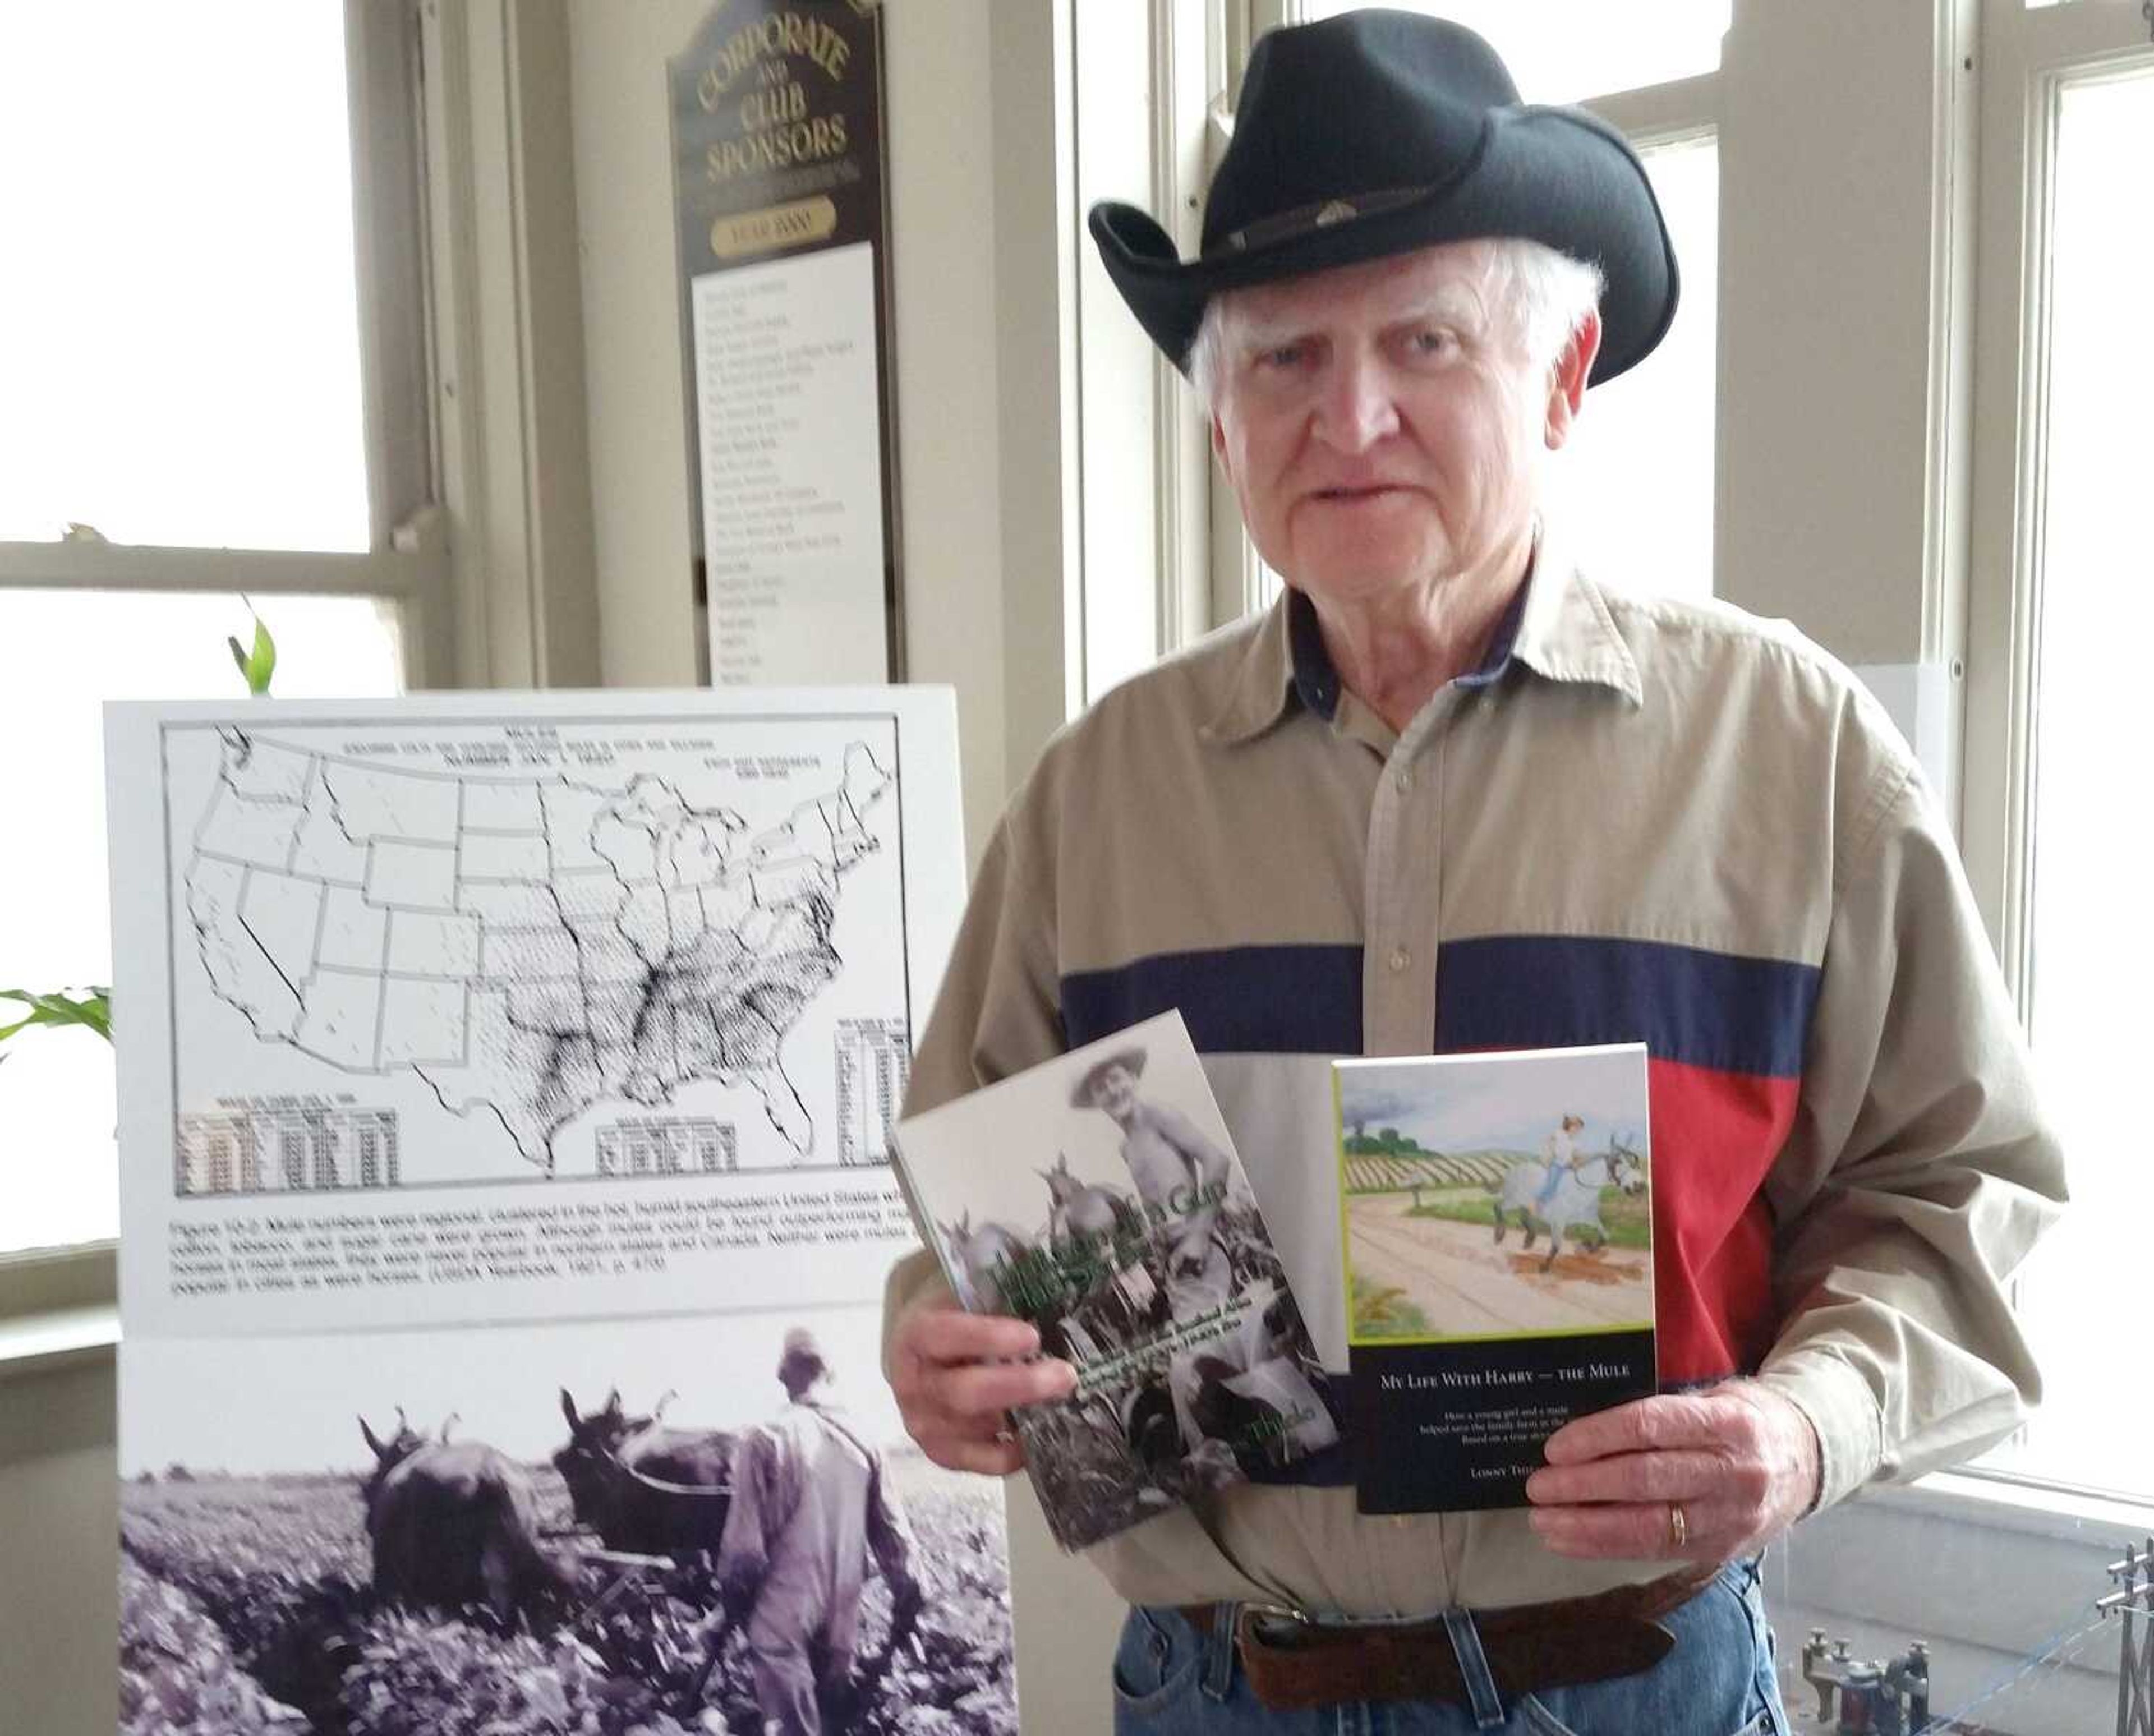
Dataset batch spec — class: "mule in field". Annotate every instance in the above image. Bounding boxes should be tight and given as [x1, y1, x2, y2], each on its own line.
[1489, 1138, 1645, 1273]
[554, 1388, 734, 1555]
[358, 1409, 568, 1620]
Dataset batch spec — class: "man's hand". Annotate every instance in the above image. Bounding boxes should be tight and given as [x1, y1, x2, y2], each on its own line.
[888, 1301, 1077, 1476]
[1523, 1381, 1821, 1563]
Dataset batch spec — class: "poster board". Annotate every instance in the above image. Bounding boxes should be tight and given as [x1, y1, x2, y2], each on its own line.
[108, 689, 1018, 1733]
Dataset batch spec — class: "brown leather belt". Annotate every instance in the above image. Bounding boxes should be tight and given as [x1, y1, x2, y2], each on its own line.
[1180, 1565, 1718, 1712]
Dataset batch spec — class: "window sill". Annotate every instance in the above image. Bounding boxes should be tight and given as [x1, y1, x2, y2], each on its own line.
[1769, 1467, 2149, 1732]
[0, 1302, 118, 1383]
[0, 1242, 118, 1382]
[1867, 1466, 2154, 1545]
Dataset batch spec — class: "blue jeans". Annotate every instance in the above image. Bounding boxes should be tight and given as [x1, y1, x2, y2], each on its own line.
[1112, 1558, 1791, 1735]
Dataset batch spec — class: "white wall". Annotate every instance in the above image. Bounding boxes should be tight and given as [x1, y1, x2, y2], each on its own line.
[567, 1, 1119, 1728]
[569, 0, 1067, 867]
[0, 1359, 118, 1734]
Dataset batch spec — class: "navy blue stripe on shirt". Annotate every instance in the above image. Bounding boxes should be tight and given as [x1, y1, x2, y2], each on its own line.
[1434, 934, 1819, 1080]
[1061, 943, 1365, 1055]
[1060, 934, 1817, 1079]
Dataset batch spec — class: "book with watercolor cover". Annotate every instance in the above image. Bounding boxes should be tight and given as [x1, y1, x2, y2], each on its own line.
[1333, 1043, 1656, 1513]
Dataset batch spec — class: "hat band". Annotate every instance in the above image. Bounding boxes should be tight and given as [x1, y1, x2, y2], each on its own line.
[1217, 184, 1432, 256]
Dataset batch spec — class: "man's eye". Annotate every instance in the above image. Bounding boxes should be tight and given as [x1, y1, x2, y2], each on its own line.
[1256, 343, 1308, 369]
[1410, 329, 1456, 357]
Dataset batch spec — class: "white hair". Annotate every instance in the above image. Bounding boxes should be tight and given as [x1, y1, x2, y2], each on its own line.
[1187, 236, 1605, 412]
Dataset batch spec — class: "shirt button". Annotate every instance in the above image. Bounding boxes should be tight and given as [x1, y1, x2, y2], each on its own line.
[1388, 946, 1411, 973]
[1393, 770, 1412, 795]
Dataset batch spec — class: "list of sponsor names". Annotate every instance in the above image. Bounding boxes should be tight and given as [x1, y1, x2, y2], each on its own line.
[693, 240, 886, 684]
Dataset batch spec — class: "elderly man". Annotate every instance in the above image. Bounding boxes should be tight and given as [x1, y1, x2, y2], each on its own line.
[884, 11, 2063, 1733]
[717, 1328, 920, 1735]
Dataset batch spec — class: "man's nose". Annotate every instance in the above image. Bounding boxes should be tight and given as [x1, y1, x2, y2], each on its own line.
[1313, 353, 1400, 451]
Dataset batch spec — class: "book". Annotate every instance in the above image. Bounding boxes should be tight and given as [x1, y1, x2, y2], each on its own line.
[891, 1010, 1338, 1551]
[1332, 1044, 1656, 1514]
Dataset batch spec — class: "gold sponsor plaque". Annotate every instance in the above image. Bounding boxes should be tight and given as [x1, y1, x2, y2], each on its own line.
[709, 194, 838, 260]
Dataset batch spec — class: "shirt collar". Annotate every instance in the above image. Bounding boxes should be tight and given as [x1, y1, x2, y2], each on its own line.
[1200, 521, 1642, 748]
[1506, 518, 1645, 706]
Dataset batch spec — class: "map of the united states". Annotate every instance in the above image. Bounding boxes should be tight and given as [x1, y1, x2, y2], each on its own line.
[183, 729, 890, 1172]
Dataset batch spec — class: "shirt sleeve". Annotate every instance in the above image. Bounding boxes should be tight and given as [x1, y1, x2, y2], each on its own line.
[882, 806, 1067, 1378]
[715, 1424, 785, 1586]
[1755, 759, 2067, 1510]
[865, 1450, 920, 1588]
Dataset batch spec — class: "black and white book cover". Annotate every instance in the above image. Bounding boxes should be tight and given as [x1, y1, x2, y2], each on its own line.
[1333, 1044, 1656, 1514]
[892, 1011, 1337, 1551]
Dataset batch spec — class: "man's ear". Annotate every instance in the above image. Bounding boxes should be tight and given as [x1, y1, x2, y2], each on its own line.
[1544, 310, 1603, 450]
[1211, 412, 1231, 469]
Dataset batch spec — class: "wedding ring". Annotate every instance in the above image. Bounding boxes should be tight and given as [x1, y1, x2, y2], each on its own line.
[1668, 1502, 1689, 1551]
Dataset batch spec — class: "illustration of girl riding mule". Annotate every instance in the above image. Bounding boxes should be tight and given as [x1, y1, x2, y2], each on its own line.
[1492, 1129, 1646, 1273]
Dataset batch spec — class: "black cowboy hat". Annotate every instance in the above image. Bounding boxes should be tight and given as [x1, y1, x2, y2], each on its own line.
[1088, 8, 1678, 385]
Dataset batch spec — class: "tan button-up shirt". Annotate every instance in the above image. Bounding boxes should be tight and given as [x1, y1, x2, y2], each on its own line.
[884, 534, 2064, 1615]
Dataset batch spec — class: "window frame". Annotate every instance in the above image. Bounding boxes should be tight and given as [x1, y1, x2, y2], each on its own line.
[0, 3, 452, 687]
[1067, 0, 1217, 705]
[0, 0, 605, 1292]
[0, 3, 436, 1287]
[1953, 0, 2154, 1511]
[1959, 0, 2154, 984]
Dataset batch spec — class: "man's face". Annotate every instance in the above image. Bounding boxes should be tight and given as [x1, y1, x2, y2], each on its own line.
[1208, 242, 1583, 606]
[1091, 1064, 1138, 1119]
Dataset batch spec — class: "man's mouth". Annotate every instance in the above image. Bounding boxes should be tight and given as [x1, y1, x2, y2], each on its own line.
[1311, 484, 1404, 502]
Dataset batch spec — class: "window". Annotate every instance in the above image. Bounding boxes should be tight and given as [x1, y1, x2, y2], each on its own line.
[0, 7, 371, 552]
[1960, 11, 2154, 1503]
[0, 592, 403, 1255]
[0, 3, 437, 1260]
[1540, 133, 1718, 603]
[1297, 0, 1730, 103]
[1071, 0, 1214, 704]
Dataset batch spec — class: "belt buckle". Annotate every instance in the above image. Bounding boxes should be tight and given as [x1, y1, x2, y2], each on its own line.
[1238, 1600, 1323, 1651]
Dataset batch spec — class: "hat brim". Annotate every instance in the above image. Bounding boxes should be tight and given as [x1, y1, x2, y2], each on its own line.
[1089, 107, 1678, 386]
[1071, 1046, 1149, 1107]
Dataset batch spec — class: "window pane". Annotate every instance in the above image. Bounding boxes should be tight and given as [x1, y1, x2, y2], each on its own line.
[0, 592, 402, 1254]
[1298, 1, 1729, 104]
[1983, 67, 2154, 1499]
[1549, 135, 1718, 600]
[0, 5, 369, 552]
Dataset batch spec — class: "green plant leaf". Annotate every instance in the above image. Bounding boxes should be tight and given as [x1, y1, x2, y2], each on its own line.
[0, 986, 114, 1045]
[247, 615, 276, 694]
[227, 611, 278, 696]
